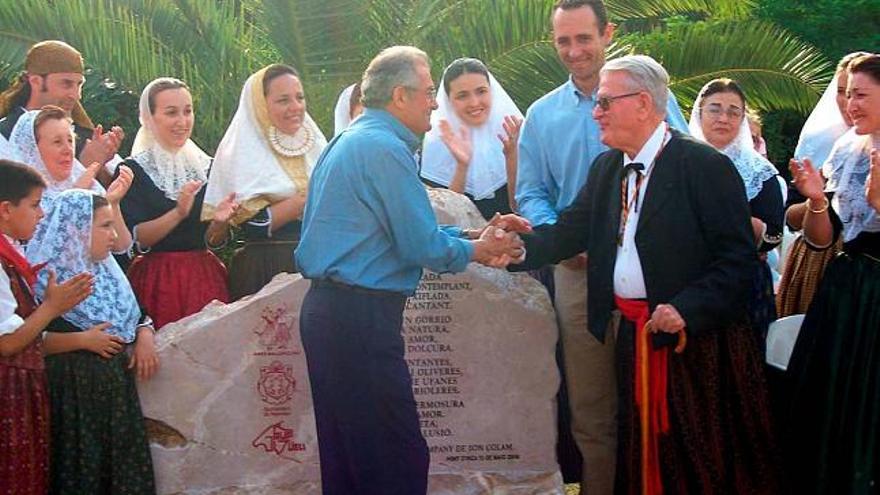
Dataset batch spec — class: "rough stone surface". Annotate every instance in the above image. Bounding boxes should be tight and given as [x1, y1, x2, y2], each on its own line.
[425, 187, 486, 230]
[138, 188, 563, 494]
[138, 276, 319, 495]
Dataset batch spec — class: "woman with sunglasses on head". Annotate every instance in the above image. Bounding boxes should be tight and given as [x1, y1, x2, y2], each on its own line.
[689, 78, 784, 337]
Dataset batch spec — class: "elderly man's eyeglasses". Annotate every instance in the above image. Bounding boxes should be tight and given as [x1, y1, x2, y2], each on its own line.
[596, 92, 642, 111]
[702, 104, 744, 120]
[406, 86, 437, 100]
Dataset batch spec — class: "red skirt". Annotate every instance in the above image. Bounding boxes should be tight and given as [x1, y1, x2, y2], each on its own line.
[128, 250, 229, 330]
[0, 363, 50, 495]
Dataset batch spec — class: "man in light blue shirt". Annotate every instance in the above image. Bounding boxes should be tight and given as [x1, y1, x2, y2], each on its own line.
[513, 1, 688, 493]
[296, 46, 526, 495]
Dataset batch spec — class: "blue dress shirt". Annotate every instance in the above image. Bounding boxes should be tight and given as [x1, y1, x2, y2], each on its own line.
[296, 108, 474, 295]
[515, 78, 689, 225]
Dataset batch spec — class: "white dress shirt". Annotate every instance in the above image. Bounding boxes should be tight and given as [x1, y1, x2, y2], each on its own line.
[0, 235, 26, 336]
[613, 122, 670, 299]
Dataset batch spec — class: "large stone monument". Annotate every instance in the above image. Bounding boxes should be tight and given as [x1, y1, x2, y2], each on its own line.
[138, 189, 563, 494]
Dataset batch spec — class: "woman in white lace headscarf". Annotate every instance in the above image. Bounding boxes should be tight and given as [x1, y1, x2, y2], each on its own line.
[421, 58, 522, 220]
[333, 82, 363, 136]
[117, 78, 235, 329]
[202, 64, 327, 300]
[26, 188, 157, 493]
[784, 52, 880, 495]
[0, 133, 17, 160]
[8, 106, 133, 251]
[689, 78, 784, 334]
[777, 51, 869, 316]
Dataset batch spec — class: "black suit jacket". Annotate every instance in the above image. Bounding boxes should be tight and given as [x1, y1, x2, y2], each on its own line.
[516, 130, 757, 342]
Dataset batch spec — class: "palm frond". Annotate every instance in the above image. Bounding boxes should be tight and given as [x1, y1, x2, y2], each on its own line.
[624, 20, 833, 114]
[607, 0, 755, 22]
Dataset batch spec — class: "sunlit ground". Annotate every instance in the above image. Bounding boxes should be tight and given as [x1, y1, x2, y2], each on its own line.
[565, 483, 580, 494]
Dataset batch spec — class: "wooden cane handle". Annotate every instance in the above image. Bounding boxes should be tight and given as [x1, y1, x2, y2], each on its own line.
[643, 319, 687, 354]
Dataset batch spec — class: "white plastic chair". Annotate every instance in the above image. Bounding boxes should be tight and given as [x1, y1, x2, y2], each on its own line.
[766, 314, 806, 371]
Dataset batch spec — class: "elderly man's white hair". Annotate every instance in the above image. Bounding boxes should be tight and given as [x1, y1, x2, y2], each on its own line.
[601, 55, 669, 116]
[361, 46, 430, 108]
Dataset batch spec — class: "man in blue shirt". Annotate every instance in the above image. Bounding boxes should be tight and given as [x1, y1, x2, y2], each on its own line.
[514, 1, 689, 493]
[296, 46, 527, 495]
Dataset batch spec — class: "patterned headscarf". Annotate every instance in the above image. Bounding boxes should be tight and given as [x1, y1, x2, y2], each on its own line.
[8, 109, 103, 211]
[688, 83, 777, 201]
[26, 189, 140, 342]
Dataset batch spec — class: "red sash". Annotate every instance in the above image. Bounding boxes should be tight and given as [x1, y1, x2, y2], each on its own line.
[0, 235, 39, 289]
[615, 295, 669, 495]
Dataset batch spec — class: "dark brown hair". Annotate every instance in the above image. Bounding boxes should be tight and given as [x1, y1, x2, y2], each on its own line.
[0, 159, 46, 204]
[442, 58, 490, 95]
[552, 0, 609, 30]
[262, 64, 300, 96]
[146, 78, 189, 114]
[697, 78, 747, 109]
[91, 194, 109, 211]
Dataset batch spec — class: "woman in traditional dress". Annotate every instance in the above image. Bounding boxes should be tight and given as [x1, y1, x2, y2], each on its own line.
[28, 189, 157, 494]
[8, 106, 133, 251]
[333, 82, 363, 136]
[421, 58, 522, 219]
[785, 53, 880, 494]
[689, 78, 784, 335]
[203, 64, 327, 300]
[776, 51, 868, 316]
[116, 78, 235, 329]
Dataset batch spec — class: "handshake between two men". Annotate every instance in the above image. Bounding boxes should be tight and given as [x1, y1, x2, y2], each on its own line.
[465, 213, 532, 269]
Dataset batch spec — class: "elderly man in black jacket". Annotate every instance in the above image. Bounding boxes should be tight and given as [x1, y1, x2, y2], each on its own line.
[513, 55, 784, 494]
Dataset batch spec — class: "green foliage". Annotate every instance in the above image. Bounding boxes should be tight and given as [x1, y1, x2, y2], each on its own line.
[79, 69, 141, 156]
[761, 109, 806, 174]
[0, 0, 835, 156]
[755, 0, 880, 63]
[623, 20, 832, 114]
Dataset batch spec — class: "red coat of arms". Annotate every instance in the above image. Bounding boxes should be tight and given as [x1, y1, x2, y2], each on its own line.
[257, 360, 296, 405]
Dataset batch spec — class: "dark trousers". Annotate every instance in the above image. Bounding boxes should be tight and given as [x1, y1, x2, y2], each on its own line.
[299, 283, 429, 495]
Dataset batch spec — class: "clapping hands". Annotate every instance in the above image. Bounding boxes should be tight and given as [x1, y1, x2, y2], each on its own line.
[73, 161, 102, 190]
[212, 192, 240, 224]
[80, 124, 124, 167]
[174, 180, 203, 218]
[105, 165, 134, 204]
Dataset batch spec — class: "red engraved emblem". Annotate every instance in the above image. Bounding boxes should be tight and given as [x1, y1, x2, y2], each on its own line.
[255, 307, 296, 350]
[252, 421, 306, 459]
[257, 360, 296, 405]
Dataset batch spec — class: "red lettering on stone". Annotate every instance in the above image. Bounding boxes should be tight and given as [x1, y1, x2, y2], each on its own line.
[252, 421, 307, 460]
